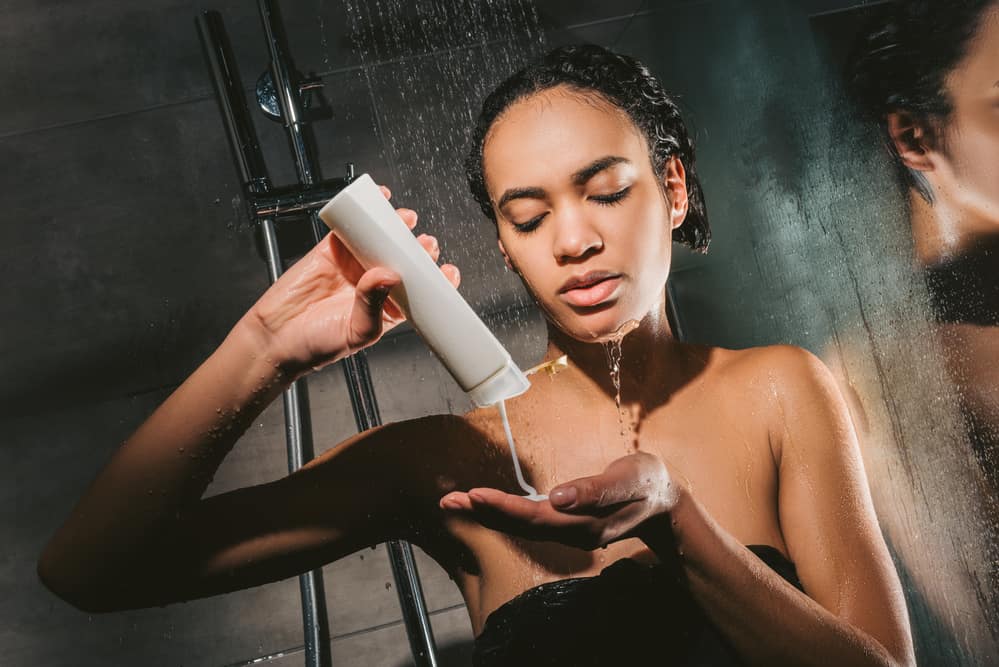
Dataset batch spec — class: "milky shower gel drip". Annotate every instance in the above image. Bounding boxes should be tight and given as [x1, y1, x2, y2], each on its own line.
[318, 174, 530, 407]
[497, 399, 547, 501]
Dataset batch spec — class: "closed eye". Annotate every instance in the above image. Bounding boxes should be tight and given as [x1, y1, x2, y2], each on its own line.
[510, 186, 631, 233]
[591, 186, 631, 206]
[512, 213, 546, 234]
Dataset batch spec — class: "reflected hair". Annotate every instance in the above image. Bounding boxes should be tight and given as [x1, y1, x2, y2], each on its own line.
[844, 0, 995, 202]
[464, 44, 710, 253]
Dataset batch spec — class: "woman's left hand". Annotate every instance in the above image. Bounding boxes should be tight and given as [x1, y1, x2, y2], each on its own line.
[439, 452, 680, 550]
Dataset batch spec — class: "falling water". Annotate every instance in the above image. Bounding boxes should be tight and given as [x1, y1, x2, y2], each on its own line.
[341, 0, 547, 323]
[341, 0, 549, 495]
[317, 2, 330, 67]
[600, 320, 639, 440]
[603, 337, 624, 436]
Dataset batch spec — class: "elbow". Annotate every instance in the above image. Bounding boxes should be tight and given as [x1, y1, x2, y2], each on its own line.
[889, 646, 916, 667]
[37, 548, 122, 614]
[38, 543, 190, 613]
[863, 634, 915, 667]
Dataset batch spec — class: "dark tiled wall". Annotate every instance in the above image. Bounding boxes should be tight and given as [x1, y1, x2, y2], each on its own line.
[10, 0, 990, 665]
[1, 1, 643, 665]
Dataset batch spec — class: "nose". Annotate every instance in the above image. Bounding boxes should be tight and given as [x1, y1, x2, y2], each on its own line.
[552, 206, 603, 264]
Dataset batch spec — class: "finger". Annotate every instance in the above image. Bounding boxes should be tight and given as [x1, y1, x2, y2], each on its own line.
[550, 472, 642, 513]
[465, 488, 594, 540]
[440, 264, 461, 289]
[378, 184, 392, 200]
[468, 488, 554, 524]
[552, 453, 663, 512]
[397, 207, 417, 230]
[417, 233, 440, 262]
[324, 233, 366, 282]
[351, 267, 402, 342]
[381, 295, 406, 324]
[439, 491, 474, 511]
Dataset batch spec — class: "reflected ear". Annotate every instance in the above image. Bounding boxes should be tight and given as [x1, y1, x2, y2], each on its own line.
[662, 156, 689, 230]
[886, 111, 936, 172]
[497, 237, 517, 273]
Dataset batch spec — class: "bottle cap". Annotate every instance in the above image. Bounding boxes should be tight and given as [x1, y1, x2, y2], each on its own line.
[467, 359, 531, 408]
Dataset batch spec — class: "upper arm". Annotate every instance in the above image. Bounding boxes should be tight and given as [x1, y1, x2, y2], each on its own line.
[768, 346, 913, 664]
[146, 414, 467, 606]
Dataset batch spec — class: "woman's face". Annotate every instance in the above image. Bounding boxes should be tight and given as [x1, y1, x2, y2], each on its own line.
[481, 86, 687, 341]
[932, 4, 999, 224]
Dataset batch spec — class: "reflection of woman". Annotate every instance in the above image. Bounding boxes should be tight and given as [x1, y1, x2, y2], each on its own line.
[846, 0, 999, 496]
[39, 46, 914, 665]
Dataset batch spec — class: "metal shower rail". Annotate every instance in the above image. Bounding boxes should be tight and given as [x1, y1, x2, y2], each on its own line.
[196, 2, 439, 665]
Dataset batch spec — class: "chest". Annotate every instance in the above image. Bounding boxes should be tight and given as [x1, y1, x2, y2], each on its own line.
[508, 395, 781, 527]
[437, 396, 785, 632]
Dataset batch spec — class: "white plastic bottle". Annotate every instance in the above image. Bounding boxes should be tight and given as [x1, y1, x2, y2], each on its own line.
[318, 173, 531, 407]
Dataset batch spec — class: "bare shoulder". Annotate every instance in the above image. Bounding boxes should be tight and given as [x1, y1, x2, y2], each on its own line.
[701, 343, 839, 399]
[333, 411, 484, 454]
[329, 409, 494, 464]
[703, 343, 827, 377]
[460, 404, 506, 442]
[695, 344, 850, 453]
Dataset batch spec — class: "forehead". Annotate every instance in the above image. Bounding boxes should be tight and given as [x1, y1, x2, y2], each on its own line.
[482, 87, 648, 191]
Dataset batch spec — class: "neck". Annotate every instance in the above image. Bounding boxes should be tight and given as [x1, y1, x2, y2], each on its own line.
[540, 290, 688, 410]
[909, 188, 996, 267]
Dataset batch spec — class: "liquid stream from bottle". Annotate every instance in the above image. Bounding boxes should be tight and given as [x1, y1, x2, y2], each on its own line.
[496, 399, 547, 501]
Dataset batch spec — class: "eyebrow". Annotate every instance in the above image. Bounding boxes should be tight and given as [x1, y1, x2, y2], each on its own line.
[495, 155, 631, 209]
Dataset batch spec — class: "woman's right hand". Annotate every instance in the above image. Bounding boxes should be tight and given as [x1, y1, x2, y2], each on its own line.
[246, 185, 460, 378]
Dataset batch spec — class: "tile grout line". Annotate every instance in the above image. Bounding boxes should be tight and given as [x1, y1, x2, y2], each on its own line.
[222, 602, 468, 666]
[0, 11, 661, 142]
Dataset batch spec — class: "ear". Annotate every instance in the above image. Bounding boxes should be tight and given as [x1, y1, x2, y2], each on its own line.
[886, 111, 936, 172]
[662, 156, 689, 230]
[497, 237, 517, 272]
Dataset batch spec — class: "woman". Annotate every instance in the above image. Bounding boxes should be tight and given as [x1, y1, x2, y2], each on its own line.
[846, 0, 999, 496]
[38, 45, 914, 665]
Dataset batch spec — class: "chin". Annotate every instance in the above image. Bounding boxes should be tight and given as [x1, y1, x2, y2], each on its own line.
[555, 301, 645, 343]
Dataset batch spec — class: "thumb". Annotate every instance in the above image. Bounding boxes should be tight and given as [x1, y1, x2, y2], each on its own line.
[349, 267, 402, 346]
[550, 474, 613, 512]
[550, 466, 640, 513]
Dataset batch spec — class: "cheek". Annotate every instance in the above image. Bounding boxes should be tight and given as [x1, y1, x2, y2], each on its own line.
[624, 203, 674, 280]
[501, 237, 553, 295]
[946, 118, 999, 211]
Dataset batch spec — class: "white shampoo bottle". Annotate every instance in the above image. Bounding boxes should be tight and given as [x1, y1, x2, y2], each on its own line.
[318, 173, 530, 407]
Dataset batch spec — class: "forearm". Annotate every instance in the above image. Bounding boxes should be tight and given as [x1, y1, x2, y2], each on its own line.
[38, 315, 290, 609]
[639, 492, 907, 667]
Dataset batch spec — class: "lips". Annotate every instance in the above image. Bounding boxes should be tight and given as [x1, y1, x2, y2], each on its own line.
[558, 271, 622, 307]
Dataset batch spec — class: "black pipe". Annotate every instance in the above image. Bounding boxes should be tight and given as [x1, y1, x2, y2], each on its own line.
[197, 12, 333, 667]
[251, 181, 349, 219]
[254, 1, 439, 665]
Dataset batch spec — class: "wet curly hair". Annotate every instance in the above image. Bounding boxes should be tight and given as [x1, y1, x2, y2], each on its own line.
[464, 44, 710, 253]
[844, 0, 996, 202]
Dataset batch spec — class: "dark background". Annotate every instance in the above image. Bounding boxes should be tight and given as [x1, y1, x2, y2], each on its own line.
[4, 1, 995, 665]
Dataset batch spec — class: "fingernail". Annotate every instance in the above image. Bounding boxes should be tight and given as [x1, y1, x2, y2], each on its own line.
[550, 486, 577, 508]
